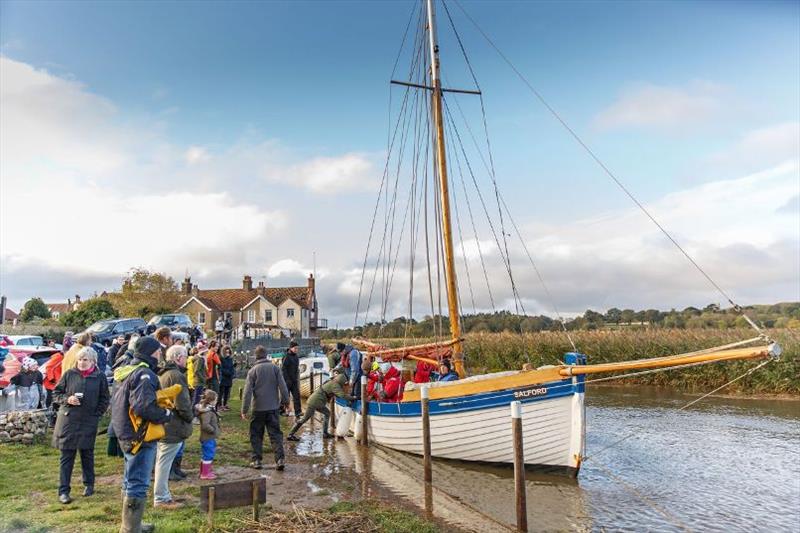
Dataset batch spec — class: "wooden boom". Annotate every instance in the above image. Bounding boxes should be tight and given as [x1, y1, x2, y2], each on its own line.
[559, 344, 777, 377]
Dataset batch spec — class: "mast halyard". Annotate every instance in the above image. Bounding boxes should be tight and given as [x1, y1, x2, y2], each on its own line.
[426, 0, 465, 377]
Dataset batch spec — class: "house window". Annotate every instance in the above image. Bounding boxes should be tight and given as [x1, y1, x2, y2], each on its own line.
[247, 310, 255, 322]
[287, 308, 295, 318]
[265, 310, 273, 322]
[198, 312, 206, 325]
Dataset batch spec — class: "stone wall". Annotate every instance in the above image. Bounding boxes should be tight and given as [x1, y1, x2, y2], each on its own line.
[0, 410, 48, 444]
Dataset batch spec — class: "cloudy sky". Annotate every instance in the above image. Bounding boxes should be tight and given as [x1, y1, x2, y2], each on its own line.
[1, 0, 798, 327]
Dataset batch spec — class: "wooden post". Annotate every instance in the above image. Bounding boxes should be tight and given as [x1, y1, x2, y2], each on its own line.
[207, 486, 216, 529]
[511, 401, 527, 533]
[238, 386, 243, 401]
[421, 385, 432, 483]
[251, 480, 259, 521]
[360, 375, 368, 446]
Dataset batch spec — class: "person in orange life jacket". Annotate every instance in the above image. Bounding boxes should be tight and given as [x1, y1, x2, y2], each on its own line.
[438, 360, 459, 382]
[377, 363, 403, 403]
[44, 350, 65, 426]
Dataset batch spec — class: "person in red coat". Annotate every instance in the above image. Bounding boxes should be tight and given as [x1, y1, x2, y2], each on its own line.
[413, 360, 435, 384]
[380, 364, 403, 403]
[366, 364, 384, 401]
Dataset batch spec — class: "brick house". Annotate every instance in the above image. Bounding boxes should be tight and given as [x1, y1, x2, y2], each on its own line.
[176, 274, 324, 338]
[46, 295, 82, 319]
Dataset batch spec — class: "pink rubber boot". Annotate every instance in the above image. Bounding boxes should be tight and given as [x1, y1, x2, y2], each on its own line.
[200, 460, 217, 480]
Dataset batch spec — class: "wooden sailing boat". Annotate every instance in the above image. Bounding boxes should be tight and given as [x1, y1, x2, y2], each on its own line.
[336, 0, 779, 476]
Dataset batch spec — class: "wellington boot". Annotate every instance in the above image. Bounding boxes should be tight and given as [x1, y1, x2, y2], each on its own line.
[172, 456, 187, 479]
[200, 460, 217, 480]
[120, 496, 155, 533]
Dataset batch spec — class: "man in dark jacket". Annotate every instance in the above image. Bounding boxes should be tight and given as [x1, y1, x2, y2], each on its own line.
[111, 337, 172, 533]
[281, 340, 302, 417]
[242, 345, 289, 470]
[287, 368, 353, 441]
[153, 345, 193, 508]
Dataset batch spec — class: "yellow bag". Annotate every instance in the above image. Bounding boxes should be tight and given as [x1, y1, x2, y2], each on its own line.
[128, 384, 182, 454]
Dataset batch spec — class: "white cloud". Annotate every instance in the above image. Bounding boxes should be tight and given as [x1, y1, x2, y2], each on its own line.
[706, 122, 800, 172]
[185, 145, 210, 165]
[593, 80, 725, 131]
[457, 238, 497, 261]
[263, 152, 378, 194]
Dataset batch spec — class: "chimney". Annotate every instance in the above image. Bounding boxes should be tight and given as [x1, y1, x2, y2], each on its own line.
[75, 294, 81, 304]
[191, 284, 199, 296]
[0, 295, 6, 325]
[243, 275, 253, 291]
[181, 276, 192, 294]
[257, 281, 266, 296]
[68, 298, 72, 306]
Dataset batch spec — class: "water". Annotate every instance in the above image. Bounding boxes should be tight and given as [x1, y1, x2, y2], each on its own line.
[296, 388, 800, 532]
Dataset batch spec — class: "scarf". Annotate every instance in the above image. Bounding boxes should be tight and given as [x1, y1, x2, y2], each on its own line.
[80, 366, 95, 378]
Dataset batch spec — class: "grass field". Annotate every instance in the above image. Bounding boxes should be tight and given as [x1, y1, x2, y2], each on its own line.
[370, 328, 799, 394]
[0, 379, 438, 533]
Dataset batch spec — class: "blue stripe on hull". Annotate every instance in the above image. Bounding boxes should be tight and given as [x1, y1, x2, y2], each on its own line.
[336, 377, 580, 417]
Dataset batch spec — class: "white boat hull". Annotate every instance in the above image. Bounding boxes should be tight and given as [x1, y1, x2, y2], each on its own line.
[335, 373, 585, 475]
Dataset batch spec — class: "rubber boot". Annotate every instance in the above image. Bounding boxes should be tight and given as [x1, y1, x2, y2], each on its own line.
[169, 456, 186, 481]
[120, 496, 155, 533]
[200, 460, 216, 480]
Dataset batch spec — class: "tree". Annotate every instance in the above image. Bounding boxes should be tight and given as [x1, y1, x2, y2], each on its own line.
[106, 268, 182, 319]
[605, 308, 622, 324]
[19, 297, 52, 322]
[61, 298, 119, 329]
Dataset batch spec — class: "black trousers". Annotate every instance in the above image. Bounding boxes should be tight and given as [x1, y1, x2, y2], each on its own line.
[59, 448, 95, 495]
[218, 384, 232, 406]
[249, 410, 285, 463]
[285, 379, 302, 416]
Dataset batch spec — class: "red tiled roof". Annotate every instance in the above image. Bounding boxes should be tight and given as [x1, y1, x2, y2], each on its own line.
[3, 308, 19, 320]
[46, 303, 72, 314]
[181, 286, 311, 312]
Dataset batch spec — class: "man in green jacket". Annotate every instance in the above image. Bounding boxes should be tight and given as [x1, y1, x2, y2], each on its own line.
[287, 368, 353, 441]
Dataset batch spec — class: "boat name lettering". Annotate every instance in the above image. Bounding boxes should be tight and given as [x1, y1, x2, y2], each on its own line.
[513, 386, 548, 399]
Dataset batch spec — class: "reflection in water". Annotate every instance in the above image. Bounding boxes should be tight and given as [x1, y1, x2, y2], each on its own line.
[294, 389, 800, 532]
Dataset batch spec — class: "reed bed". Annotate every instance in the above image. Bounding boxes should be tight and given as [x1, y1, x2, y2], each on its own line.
[371, 328, 799, 394]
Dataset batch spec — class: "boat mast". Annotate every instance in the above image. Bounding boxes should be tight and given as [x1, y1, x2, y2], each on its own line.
[426, 0, 465, 377]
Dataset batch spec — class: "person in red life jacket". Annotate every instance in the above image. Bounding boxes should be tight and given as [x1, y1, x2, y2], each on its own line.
[413, 360, 435, 384]
[366, 362, 384, 401]
[378, 363, 403, 403]
[44, 350, 65, 427]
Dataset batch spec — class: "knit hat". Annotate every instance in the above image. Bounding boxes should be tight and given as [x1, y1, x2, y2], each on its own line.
[134, 336, 162, 358]
[22, 357, 38, 371]
[289, 340, 299, 349]
[336, 342, 346, 351]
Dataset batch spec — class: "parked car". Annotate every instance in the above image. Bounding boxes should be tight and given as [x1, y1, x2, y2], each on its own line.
[146, 314, 200, 343]
[146, 314, 194, 333]
[83, 318, 147, 346]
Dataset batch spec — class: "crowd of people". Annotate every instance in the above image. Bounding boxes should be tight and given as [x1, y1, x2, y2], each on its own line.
[0, 327, 463, 532]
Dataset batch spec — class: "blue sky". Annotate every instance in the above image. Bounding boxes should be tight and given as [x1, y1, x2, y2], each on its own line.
[1, 0, 798, 322]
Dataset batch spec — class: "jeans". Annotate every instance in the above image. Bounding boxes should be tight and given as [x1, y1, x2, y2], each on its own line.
[207, 377, 220, 395]
[286, 380, 302, 416]
[192, 386, 205, 408]
[122, 442, 157, 499]
[201, 439, 217, 461]
[59, 448, 95, 495]
[153, 441, 182, 503]
[249, 410, 284, 464]
[176, 441, 184, 459]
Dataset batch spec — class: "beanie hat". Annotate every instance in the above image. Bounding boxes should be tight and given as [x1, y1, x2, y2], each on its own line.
[336, 342, 346, 351]
[134, 336, 161, 358]
[289, 340, 299, 349]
